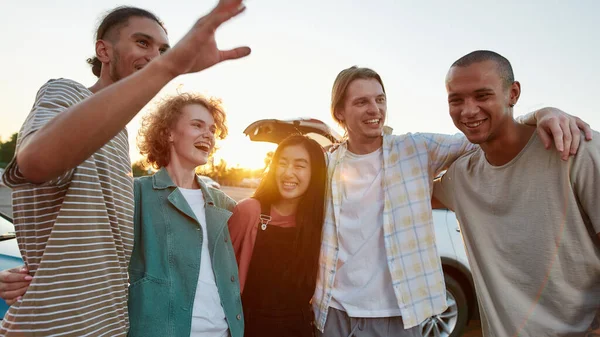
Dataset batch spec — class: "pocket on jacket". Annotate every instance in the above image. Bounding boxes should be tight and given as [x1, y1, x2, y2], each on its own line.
[128, 275, 169, 337]
[128, 269, 148, 286]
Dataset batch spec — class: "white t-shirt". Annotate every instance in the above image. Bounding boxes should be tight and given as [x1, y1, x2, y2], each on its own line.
[179, 188, 229, 337]
[330, 148, 401, 317]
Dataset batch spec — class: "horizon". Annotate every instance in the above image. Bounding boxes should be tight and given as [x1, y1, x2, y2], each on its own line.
[1, 1, 598, 169]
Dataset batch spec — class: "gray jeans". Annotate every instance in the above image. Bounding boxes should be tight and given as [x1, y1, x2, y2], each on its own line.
[316, 307, 422, 337]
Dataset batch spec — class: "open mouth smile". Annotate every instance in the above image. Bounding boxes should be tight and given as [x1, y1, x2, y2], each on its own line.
[364, 118, 381, 126]
[281, 181, 298, 190]
[462, 119, 487, 129]
[194, 143, 211, 152]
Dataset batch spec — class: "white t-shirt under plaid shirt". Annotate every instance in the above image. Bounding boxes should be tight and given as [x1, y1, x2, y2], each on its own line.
[312, 130, 476, 331]
[330, 147, 402, 317]
[0, 79, 134, 336]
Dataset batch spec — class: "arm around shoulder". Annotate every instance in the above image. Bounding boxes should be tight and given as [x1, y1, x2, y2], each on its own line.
[416, 132, 477, 177]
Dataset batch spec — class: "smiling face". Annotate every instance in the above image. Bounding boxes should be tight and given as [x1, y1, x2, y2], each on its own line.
[102, 16, 169, 82]
[335, 78, 387, 149]
[274, 144, 312, 202]
[168, 104, 216, 169]
[446, 60, 521, 145]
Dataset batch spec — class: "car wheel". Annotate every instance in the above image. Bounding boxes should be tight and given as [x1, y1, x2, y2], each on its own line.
[420, 274, 469, 337]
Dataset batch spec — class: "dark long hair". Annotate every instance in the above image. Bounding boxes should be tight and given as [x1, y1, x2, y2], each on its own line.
[252, 135, 327, 289]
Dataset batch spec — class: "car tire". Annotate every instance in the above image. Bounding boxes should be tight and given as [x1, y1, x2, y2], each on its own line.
[420, 273, 469, 337]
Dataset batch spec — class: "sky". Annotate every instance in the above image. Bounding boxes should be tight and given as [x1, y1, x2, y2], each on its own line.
[1, 0, 598, 169]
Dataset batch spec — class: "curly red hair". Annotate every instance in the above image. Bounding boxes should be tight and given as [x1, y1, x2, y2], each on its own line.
[137, 93, 228, 169]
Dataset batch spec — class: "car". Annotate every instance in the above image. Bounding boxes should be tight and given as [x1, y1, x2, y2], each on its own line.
[243, 118, 343, 150]
[0, 212, 25, 318]
[199, 175, 221, 189]
[0, 169, 5, 187]
[240, 178, 260, 188]
[244, 118, 477, 337]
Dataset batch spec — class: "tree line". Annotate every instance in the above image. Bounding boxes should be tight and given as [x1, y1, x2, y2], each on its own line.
[0, 133, 17, 169]
[133, 153, 273, 187]
[1, 133, 267, 188]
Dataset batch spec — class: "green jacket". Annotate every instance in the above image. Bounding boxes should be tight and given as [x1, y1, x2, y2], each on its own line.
[128, 168, 243, 337]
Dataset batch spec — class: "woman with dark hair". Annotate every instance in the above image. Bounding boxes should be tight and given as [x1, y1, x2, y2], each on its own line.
[228, 135, 327, 337]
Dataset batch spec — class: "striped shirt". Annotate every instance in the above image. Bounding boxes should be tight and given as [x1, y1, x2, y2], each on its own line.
[0, 79, 134, 336]
[312, 130, 476, 331]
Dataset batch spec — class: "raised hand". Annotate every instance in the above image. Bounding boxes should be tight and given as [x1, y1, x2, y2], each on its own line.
[161, 0, 251, 77]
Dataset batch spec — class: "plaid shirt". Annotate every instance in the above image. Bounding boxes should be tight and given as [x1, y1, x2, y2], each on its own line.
[312, 130, 475, 330]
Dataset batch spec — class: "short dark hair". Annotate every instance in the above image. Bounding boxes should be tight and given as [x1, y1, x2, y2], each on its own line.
[451, 50, 515, 88]
[87, 6, 167, 78]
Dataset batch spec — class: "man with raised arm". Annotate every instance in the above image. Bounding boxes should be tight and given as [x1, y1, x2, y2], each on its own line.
[0, 2, 250, 336]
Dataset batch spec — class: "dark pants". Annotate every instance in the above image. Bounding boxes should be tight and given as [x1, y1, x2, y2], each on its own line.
[316, 307, 422, 337]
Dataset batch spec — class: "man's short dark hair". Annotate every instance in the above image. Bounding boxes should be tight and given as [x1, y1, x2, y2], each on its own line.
[87, 6, 167, 78]
[451, 50, 515, 88]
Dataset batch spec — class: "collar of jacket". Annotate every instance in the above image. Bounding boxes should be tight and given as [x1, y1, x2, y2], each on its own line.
[151, 167, 217, 221]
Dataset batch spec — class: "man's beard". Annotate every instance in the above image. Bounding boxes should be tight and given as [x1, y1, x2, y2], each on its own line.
[109, 50, 123, 82]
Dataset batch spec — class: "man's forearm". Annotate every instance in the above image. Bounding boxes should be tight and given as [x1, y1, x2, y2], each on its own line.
[17, 59, 175, 183]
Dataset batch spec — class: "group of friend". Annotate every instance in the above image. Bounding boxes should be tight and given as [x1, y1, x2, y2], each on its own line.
[0, 1, 598, 337]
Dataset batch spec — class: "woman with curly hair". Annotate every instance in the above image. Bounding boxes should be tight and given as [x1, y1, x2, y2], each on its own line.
[0, 96, 328, 337]
[128, 93, 243, 337]
[228, 135, 327, 337]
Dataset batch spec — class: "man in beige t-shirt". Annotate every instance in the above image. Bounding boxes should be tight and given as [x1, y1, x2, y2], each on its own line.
[434, 50, 600, 336]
